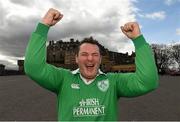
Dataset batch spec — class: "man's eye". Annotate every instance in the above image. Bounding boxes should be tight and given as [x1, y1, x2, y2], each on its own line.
[93, 53, 99, 56]
[81, 53, 88, 56]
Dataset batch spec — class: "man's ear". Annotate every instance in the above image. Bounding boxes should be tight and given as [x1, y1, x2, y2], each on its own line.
[100, 55, 102, 64]
[75, 54, 78, 64]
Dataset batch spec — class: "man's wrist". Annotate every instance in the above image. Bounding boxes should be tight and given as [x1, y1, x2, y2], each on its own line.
[41, 19, 51, 27]
[132, 35, 147, 49]
[132, 34, 142, 40]
[34, 22, 50, 36]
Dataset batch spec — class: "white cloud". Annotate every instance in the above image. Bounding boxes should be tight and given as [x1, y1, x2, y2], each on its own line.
[139, 11, 166, 20]
[176, 28, 180, 35]
[165, 0, 175, 5]
[165, 0, 180, 5]
[0, 0, 137, 69]
[0, 53, 24, 70]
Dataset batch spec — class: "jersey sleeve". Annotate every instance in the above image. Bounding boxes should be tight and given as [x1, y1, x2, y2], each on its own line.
[111, 35, 159, 98]
[24, 23, 68, 93]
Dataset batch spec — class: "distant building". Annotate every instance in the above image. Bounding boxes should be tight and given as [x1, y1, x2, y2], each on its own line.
[0, 64, 5, 75]
[17, 60, 24, 73]
[0, 64, 23, 76]
[46, 37, 135, 72]
[18, 37, 135, 73]
[47, 38, 79, 70]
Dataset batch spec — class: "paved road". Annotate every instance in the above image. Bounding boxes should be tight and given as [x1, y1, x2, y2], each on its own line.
[0, 75, 180, 121]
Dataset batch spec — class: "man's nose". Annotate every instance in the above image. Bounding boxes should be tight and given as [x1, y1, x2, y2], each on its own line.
[87, 55, 93, 61]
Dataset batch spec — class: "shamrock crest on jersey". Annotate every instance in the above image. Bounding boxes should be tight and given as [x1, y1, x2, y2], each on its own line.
[97, 80, 109, 92]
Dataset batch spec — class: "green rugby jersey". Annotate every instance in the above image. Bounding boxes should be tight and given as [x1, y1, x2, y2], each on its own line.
[24, 23, 159, 121]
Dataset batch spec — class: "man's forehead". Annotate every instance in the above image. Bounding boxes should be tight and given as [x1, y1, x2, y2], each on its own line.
[79, 43, 100, 51]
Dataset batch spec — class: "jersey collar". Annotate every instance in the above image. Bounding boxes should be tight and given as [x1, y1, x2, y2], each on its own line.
[71, 68, 105, 85]
[71, 68, 105, 75]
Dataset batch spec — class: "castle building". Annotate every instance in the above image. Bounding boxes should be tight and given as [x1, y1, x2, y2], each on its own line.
[0, 64, 5, 76]
[46, 37, 135, 72]
[17, 60, 24, 73]
[18, 37, 135, 73]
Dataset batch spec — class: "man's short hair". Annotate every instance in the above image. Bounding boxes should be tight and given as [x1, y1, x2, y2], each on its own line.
[76, 37, 102, 55]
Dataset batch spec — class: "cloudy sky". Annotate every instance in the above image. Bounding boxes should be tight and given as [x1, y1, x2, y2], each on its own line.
[0, 0, 180, 70]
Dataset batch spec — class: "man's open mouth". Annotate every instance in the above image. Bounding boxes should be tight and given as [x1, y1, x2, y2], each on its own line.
[85, 64, 95, 69]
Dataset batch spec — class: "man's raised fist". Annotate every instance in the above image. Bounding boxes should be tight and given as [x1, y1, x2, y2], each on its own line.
[121, 22, 141, 39]
[42, 8, 63, 26]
